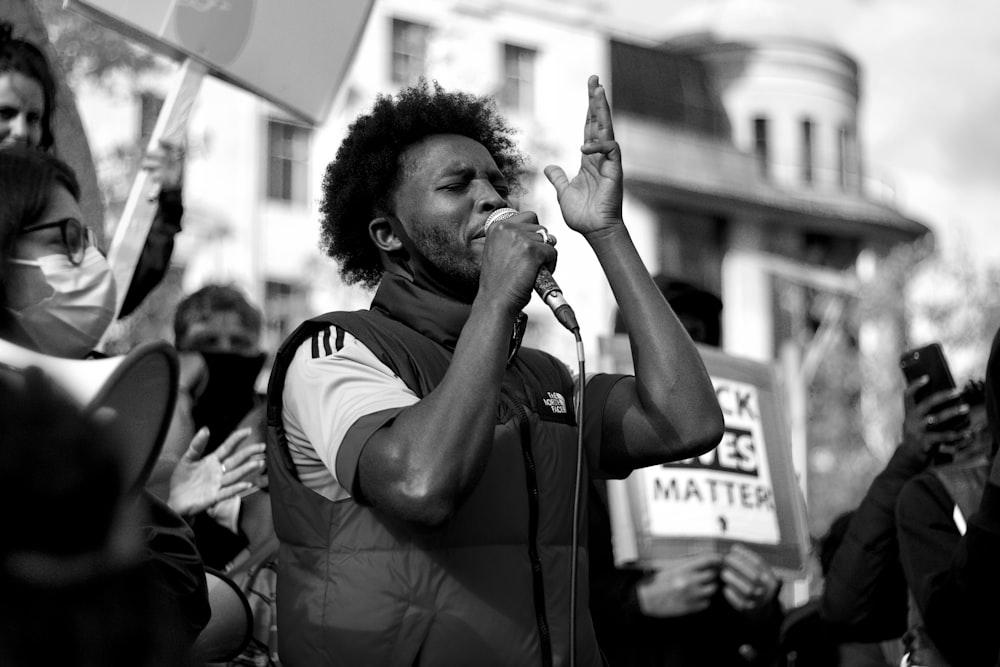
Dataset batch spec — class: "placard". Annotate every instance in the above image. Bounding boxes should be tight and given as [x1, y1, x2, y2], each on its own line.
[66, 0, 375, 124]
[600, 336, 810, 576]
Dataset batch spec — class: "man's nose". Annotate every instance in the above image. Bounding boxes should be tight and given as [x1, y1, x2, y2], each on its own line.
[475, 182, 507, 210]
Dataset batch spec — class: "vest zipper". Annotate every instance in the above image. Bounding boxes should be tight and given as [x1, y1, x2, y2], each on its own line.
[512, 399, 554, 667]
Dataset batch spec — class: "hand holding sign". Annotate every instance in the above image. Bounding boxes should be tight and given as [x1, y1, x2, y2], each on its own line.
[636, 552, 723, 618]
[141, 140, 186, 192]
[720, 543, 781, 618]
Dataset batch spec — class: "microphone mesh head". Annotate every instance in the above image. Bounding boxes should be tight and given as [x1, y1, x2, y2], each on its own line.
[484, 207, 519, 232]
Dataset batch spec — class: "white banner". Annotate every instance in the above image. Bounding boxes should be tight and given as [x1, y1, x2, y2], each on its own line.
[67, 0, 374, 124]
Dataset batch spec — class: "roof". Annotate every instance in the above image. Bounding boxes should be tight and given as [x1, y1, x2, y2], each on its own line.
[661, 0, 842, 50]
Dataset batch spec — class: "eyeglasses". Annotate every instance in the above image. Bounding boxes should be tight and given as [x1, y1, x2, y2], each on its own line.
[17, 218, 95, 266]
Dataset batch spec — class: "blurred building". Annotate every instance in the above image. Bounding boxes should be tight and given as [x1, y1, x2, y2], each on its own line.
[77, 0, 928, 487]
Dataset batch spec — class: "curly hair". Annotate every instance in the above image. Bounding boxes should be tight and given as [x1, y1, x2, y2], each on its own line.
[319, 79, 526, 288]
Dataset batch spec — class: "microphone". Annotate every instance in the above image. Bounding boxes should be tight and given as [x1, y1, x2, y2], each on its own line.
[484, 208, 579, 332]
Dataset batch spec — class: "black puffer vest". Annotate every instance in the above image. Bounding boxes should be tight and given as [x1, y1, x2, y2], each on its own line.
[266, 274, 616, 667]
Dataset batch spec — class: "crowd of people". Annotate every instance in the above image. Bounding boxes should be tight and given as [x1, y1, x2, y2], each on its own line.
[3, 17, 1000, 667]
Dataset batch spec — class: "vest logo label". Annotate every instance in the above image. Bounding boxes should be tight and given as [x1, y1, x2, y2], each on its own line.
[543, 392, 567, 414]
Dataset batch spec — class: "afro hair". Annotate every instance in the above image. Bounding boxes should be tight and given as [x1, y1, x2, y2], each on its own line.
[319, 79, 526, 289]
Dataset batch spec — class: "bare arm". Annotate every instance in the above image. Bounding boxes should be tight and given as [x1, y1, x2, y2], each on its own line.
[356, 297, 515, 526]
[544, 75, 723, 464]
[356, 167, 555, 528]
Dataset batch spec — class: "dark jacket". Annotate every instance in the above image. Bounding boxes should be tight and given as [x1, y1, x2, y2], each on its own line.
[897, 463, 1000, 666]
[119, 187, 183, 318]
[266, 274, 628, 667]
[821, 445, 926, 640]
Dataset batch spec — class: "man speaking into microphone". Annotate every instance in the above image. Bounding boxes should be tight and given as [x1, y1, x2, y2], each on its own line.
[266, 75, 723, 667]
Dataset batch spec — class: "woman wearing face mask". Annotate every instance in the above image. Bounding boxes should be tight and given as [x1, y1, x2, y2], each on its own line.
[0, 145, 209, 644]
[0, 146, 268, 659]
[0, 20, 183, 318]
[0, 145, 115, 357]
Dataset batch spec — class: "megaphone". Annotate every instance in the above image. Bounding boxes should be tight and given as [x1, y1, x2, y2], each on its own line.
[0, 338, 178, 491]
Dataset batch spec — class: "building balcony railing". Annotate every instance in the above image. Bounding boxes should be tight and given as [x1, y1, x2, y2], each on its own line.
[617, 112, 925, 240]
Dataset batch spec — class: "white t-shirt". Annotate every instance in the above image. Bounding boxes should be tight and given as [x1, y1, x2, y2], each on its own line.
[281, 324, 419, 501]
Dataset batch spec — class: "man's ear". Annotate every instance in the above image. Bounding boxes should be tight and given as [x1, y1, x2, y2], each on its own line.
[369, 216, 403, 252]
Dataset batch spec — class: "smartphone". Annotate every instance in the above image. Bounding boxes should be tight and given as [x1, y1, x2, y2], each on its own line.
[899, 343, 970, 460]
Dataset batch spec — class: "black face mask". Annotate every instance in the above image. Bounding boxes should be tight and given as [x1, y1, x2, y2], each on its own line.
[191, 351, 267, 454]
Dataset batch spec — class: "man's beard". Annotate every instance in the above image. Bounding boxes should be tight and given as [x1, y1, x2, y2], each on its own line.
[407, 223, 480, 300]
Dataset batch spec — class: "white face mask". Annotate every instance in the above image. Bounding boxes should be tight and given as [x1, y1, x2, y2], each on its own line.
[6, 247, 117, 358]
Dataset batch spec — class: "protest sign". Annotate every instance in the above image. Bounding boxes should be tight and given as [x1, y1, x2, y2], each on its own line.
[600, 336, 811, 576]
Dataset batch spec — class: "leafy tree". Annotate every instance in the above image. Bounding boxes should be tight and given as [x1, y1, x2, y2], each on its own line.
[34, 0, 159, 86]
[804, 237, 1000, 537]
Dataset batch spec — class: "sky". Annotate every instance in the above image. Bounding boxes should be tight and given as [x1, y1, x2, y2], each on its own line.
[606, 0, 1000, 267]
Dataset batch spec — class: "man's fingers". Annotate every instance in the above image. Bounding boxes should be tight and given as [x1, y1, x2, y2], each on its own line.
[720, 567, 753, 595]
[580, 139, 619, 156]
[213, 427, 254, 461]
[224, 457, 264, 485]
[904, 375, 930, 402]
[920, 387, 964, 416]
[722, 585, 748, 610]
[181, 427, 210, 462]
[591, 83, 615, 141]
[223, 443, 267, 479]
[723, 546, 759, 576]
[543, 165, 569, 196]
[926, 402, 970, 426]
[215, 481, 253, 505]
[584, 75, 600, 144]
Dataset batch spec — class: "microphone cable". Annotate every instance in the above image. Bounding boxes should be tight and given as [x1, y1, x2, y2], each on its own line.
[568, 327, 585, 667]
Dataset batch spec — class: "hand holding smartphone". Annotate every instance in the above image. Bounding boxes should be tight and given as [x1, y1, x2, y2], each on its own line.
[899, 343, 970, 463]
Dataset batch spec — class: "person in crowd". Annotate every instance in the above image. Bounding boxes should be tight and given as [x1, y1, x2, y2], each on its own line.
[171, 283, 278, 665]
[895, 331, 1000, 666]
[0, 144, 259, 651]
[0, 145, 118, 355]
[173, 284, 268, 454]
[780, 511, 898, 667]
[265, 75, 724, 666]
[822, 378, 982, 648]
[169, 285, 269, 550]
[592, 276, 784, 666]
[0, 365, 193, 667]
[780, 369, 988, 666]
[0, 20, 183, 318]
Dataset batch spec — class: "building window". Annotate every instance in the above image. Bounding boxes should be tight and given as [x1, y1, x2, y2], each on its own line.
[500, 43, 536, 114]
[266, 119, 310, 203]
[801, 118, 814, 185]
[264, 279, 309, 350]
[753, 116, 769, 178]
[391, 18, 430, 86]
[837, 125, 851, 190]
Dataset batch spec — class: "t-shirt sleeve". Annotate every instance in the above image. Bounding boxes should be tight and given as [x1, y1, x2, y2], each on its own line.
[281, 325, 419, 501]
[579, 372, 632, 479]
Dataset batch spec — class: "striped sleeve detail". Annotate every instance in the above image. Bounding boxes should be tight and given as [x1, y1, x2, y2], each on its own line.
[322, 326, 333, 356]
[310, 325, 347, 358]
